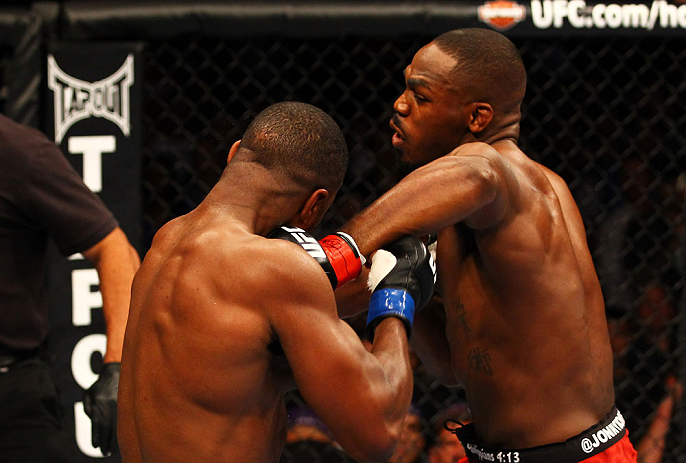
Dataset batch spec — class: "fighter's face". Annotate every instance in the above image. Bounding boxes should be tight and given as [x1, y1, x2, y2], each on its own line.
[391, 43, 466, 166]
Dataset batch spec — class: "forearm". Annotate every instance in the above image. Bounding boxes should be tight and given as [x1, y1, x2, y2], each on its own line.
[101, 246, 139, 363]
[371, 317, 414, 408]
[83, 228, 140, 363]
[341, 317, 413, 462]
[292, 236, 432, 461]
[341, 165, 443, 257]
[341, 153, 499, 257]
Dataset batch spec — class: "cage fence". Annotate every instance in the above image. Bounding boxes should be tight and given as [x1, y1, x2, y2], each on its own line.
[0, 9, 684, 462]
[138, 34, 685, 462]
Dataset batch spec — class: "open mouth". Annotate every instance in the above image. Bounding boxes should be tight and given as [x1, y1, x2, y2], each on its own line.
[389, 118, 405, 147]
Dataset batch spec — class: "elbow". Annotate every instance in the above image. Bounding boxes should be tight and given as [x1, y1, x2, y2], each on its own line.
[472, 156, 501, 204]
[128, 243, 142, 270]
[83, 227, 140, 266]
[443, 145, 503, 209]
[375, 423, 403, 462]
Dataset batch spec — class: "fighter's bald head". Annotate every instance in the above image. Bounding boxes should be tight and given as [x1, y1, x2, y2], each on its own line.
[432, 28, 526, 112]
[238, 101, 348, 192]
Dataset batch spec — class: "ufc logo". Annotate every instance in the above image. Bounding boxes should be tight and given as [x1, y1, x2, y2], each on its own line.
[280, 226, 326, 260]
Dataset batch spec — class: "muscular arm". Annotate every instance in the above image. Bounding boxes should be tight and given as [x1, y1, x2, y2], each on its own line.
[265, 242, 413, 462]
[82, 227, 140, 363]
[341, 143, 507, 257]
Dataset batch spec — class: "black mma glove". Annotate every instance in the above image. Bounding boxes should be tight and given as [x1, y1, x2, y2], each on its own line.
[366, 236, 437, 340]
[269, 226, 364, 289]
[83, 362, 120, 456]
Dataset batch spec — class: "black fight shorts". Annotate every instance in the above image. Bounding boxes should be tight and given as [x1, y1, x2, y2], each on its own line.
[451, 405, 637, 463]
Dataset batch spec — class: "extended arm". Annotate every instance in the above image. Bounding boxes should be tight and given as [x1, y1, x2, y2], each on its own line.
[341, 143, 507, 257]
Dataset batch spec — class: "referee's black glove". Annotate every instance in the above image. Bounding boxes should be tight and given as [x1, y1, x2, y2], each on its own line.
[84, 362, 120, 456]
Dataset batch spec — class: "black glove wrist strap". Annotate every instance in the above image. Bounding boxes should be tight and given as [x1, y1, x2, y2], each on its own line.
[100, 362, 121, 375]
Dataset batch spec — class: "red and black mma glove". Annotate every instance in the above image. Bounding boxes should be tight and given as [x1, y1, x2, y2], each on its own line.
[83, 362, 120, 456]
[268, 226, 364, 289]
[366, 236, 437, 341]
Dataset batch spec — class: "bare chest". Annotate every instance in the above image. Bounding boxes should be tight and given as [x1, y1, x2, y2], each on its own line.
[434, 226, 507, 385]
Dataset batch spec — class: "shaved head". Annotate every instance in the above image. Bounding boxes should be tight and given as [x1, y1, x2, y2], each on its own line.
[433, 28, 526, 111]
[238, 101, 348, 191]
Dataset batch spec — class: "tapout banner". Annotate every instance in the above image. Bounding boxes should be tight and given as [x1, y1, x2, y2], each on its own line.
[44, 42, 143, 462]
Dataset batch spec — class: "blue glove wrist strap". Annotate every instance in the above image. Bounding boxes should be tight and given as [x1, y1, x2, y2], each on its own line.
[367, 288, 415, 334]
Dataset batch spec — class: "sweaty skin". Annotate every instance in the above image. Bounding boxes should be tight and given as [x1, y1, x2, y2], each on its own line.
[342, 42, 615, 448]
[118, 140, 413, 463]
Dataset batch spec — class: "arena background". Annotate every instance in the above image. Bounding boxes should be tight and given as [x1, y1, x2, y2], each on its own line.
[1, 1, 685, 461]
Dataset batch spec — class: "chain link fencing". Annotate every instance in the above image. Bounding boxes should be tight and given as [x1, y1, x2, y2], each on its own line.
[1, 16, 684, 463]
[0, 46, 10, 111]
[140, 34, 685, 462]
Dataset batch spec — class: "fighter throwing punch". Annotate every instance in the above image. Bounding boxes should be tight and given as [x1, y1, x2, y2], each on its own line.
[117, 102, 436, 463]
[339, 29, 638, 462]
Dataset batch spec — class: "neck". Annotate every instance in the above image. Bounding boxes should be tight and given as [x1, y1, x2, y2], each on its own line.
[490, 138, 521, 153]
[202, 161, 304, 236]
[470, 108, 522, 146]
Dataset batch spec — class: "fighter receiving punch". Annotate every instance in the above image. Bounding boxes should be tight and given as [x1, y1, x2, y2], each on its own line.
[117, 102, 435, 463]
[340, 29, 638, 462]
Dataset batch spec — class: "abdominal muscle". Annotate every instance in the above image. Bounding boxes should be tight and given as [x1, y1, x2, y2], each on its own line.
[437, 226, 613, 448]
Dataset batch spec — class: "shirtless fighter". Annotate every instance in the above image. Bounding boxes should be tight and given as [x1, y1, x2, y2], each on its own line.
[340, 29, 638, 462]
[117, 102, 435, 463]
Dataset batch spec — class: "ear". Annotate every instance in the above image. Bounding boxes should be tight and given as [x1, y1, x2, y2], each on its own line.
[291, 188, 330, 231]
[227, 139, 241, 164]
[465, 103, 493, 133]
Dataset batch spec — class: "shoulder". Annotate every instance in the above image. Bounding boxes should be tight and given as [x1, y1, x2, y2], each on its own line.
[0, 115, 55, 152]
[253, 237, 334, 295]
[445, 143, 514, 228]
[538, 162, 569, 191]
[247, 237, 341, 345]
[449, 142, 501, 159]
[0, 114, 46, 144]
[440, 142, 509, 192]
[0, 114, 60, 172]
[231, 235, 338, 328]
[440, 142, 508, 176]
[206, 230, 334, 306]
